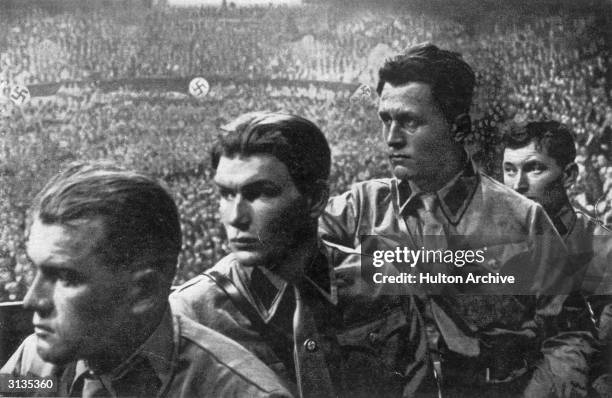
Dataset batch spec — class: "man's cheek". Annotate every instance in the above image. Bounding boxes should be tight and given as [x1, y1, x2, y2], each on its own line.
[68, 288, 110, 323]
[263, 203, 307, 243]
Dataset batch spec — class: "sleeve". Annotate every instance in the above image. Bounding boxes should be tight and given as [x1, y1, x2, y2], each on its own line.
[319, 187, 360, 249]
[524, 205, 598, 398]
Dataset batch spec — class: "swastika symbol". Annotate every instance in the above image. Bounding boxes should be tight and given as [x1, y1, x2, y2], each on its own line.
[189, 77, 210, 98]
[9, 85, 30, 105]
[193, 81, 207, 95]
[349, 84, 374, 107]
[359, 85, 372, 97]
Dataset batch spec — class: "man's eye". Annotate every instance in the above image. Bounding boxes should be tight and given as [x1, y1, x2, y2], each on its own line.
[504, 167, 516, 176]
[218, 188, 235, 199]
[402, 119, 419, 129]
[535, 164, 546, 172]
[528, 164, 547, 174]
[243, 187, 279, 201]
[57, 270, 83, 286]
[42, 268, 82, 286]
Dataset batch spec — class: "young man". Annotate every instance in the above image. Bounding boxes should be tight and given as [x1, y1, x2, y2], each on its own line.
[1, 162, 292, 398]
[319, 43, 589, 397]
[502, 120, 612, 295]
[502, 121, 612, 396]
[171, 112, 411, 397]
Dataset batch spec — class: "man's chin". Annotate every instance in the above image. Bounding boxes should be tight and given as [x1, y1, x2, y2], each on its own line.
[36, 340, 71, 365]
[232, 251, 266, 268]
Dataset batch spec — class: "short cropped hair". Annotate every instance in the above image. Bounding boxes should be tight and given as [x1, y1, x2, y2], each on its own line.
[30, 162, 181, 284]
[502, 121, 576, 169]
[376, 43, 475, 123]
[211, 112, 331, 196]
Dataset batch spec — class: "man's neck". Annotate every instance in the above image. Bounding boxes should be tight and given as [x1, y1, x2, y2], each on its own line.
[271, 235, 319, 285]
[85, 309, 165, 375]
[413, 151, 467, 193]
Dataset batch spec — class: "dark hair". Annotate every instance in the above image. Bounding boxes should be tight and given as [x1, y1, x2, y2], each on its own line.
[502, 121, 576, 168]
[211, 112, 331, 196]
[376, 43, 475, 123]
[30, 161, 181, 284]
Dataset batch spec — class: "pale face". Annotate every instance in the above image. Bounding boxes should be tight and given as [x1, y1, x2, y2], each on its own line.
[378, 82, 454, 184]
[214, 154, 309, 268]
[503, 141, 566, 213]
[24, 218, 131, 366]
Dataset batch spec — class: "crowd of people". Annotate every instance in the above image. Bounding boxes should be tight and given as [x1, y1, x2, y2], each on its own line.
[0, 0, 610, 301]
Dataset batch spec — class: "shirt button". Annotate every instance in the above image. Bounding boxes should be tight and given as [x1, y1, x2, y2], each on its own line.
[304, 339, 318, 352]
[368, 332, 380, 344]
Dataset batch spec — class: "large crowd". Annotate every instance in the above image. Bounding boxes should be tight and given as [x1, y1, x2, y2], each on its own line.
[0, 0, 610, 301]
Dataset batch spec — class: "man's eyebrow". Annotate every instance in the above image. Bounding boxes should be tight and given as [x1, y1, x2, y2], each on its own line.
[523, 156, 547, 164]
[213, 180, 230, 189]
[379, 109, 417, 119]
[214, 178, 281, 190]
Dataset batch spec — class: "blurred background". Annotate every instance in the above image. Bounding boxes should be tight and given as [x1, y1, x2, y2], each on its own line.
[0, 0, 610, 303]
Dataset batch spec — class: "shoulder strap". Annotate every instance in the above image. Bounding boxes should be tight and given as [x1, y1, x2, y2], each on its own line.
[204, 270, 268, 332]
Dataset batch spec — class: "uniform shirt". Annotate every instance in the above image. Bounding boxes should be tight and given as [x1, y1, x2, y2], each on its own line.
[1, 308, 293, 398]
[170, 248, 412, 398]
[319, 166, 587, 395]
[551, 204, 612, 296]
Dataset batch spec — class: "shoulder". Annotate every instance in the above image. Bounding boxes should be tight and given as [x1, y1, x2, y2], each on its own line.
[169, 255, 265, 346]
[330, 178, 393, 202]
[329, 178, 395, 215]
[350, 178, 394, 199]
[171, 255, 237, 299]
[478, 174, 537, 212]
[176, 315, 292, 398]
[476, 173, 543, 218]
[169, 254, 241, 323]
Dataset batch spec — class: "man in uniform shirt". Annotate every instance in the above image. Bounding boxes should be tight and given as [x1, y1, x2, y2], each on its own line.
[171, 112, 413, 397]
[1, 162, 292, 398]
[502, 120, 612, 396]
[319, 43, 590, 397]
[502, 120, 612, 297]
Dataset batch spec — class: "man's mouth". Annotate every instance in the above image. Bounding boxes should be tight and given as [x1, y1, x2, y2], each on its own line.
[33, 324, 53, 337]
[389, 154, 411, 160]
[229, 237, 260, 248]
[389, 154, 413, 165]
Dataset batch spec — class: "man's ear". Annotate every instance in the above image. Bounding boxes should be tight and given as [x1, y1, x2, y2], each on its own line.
[563, 163, 578, 190]
[127, 268, 167, 316]
[306, 180, 329, 219]
[451, 113, 472, 144]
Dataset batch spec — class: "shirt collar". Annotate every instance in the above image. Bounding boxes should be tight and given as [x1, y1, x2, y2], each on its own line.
[233, 245, 338, 321]
[396, 163, 479, 225]
[551, 202, 576, 238]
[72, 308, 175, 395]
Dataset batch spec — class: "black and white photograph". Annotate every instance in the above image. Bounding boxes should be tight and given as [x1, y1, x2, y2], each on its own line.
[0, 0, 611, 396]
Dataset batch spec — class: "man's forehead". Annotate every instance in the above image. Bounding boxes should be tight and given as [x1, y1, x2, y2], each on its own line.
[27, 217, 107, 264]
[214, 154, 291, 186]
[503, 141, 556, 164]
[379, 82, 435, 111]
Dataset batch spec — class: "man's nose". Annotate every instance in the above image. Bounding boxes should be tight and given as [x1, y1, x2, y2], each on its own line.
[385, 121, 407, 149]
[23, 272, 53, 316]
[225, 195, 250, 229]
[513, 171, 529, 194]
